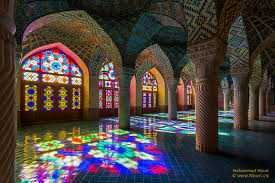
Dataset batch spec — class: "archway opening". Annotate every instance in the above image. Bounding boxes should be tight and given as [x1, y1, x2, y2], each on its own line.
[21, 44, 88, 123]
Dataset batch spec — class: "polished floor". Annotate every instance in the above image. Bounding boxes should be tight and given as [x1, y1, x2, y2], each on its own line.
[16, 110, 275, 183]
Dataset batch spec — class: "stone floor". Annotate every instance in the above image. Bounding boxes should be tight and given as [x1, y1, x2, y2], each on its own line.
[16, 110, 275, 183]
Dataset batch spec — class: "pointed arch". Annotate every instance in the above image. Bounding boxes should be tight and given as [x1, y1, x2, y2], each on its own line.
[20, 43, 89, 122]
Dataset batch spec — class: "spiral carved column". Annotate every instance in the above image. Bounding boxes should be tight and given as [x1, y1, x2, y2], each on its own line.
[188, 38, 224, 153]
[167, 78, 179, 120]
[259, 87, 266, 116]
[248, 84, 259, 120]
[118, 69, 134, 129]
[232, 74, 248, 129]
[0, 2, 17, 182]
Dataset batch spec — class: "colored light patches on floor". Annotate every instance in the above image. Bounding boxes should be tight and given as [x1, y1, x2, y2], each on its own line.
[34, 140, 66, 153]
[19, 126, 169, 183]
[144, 110, 234, 124]
[107, 116, 230, 136]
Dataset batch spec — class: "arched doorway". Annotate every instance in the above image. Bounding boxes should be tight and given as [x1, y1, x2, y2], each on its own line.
[21, 48, 84, 123]
[99, 62, 119, 116]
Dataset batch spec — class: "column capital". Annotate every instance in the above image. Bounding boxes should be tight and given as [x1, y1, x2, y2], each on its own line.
[249, 83, 260, 92]
[118, 67, 135, 88]
[188, 38, 225, 82]
[187, 37, 226, 63]
[166, 77, 180, 90]
[231, 73, 249, 90]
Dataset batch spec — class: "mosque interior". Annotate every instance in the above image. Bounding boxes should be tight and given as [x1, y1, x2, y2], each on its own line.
[0, 0, 274, 182]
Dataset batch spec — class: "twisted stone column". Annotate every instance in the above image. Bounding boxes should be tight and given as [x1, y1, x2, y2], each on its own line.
[0, 1, 17, 182]
[259, 86, 266, 116]
[232, 73, 248, 129]
[188, 38, 224, 152]
[222, 87, 230, 111]
[249, 84, 260, 120]
[167, 78, 179, 120]
[118, 69, 134, 129]
[266, 85, 272, 114]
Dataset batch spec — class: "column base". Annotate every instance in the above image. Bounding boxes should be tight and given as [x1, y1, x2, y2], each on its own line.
[196, 143, 218, 153]
[86, 108, 99, 121]
[119, 124, 130, 130]
[234, 123, 248, 130]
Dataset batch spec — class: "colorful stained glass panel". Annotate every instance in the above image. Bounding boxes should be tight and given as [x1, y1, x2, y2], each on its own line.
[187, 81, 192, 94]
[43, 86, 54, 111]
[70, 62, 82, 77]
[114, 90, 119, 108]
[99, 63, 116, 81]
[72, 88, 81, 109]
[23, 72, 39, 81]
[142, 85, 152, 91]
[58, 87, 68, 110]
[99, 89, 103, 109]
[42, 74, 69, 84]
[22, 53, 40, 71]
[71, 77, 82, 85]
[148, 93, 152, 108]
[106, 90, 112, 108]
[40, 50, 70, 75]
[153, 93, 157, 108]
[25, 85, 37, 111]
[143, 92, 147, 108]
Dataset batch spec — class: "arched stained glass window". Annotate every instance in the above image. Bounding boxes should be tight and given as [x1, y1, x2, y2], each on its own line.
[187, 81, 192, 106]
[21, 48, 83, 122]
[142, 71, 158, 109]
[99, 63, 119, 111]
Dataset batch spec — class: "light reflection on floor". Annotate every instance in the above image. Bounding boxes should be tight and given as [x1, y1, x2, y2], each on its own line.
[144, 110, 234, 124]
[19, 124, 169, 183]
[108, 116, 230, 136]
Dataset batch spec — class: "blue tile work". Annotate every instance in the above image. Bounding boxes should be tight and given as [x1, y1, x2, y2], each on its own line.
[16, 110, 275, 182]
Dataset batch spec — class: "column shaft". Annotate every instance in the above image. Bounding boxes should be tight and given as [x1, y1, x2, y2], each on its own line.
[135, 75, 142, 116]
[87, 73, 99, 120]
[0, 4, 17, 182]
[249, 85, 259, 120]
[266, 87, 271, 114]
[259, 87, 266, 116]
[232, 74, 248, 129]
[118, 71, 133, 129]
[195, 77, 218, 152]
[167, 79, 179, 120]
[188, 38, 224, 153]
[223, 88, 230, 111]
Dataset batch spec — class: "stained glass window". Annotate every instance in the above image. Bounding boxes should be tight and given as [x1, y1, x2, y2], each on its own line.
[58, 87, 68, 110]
[25, 85, 37, 111]
[142, 72, 158, 109]
[72, 88, 81, 109]
[98, 62, 119, 110]
[21, 48, 83, 117]
[187, 81, 192, 106]
[43, 86, 54, 111]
